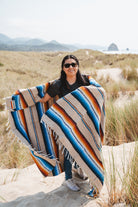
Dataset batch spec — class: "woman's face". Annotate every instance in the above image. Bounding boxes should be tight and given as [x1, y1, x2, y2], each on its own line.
[63, 58, 79, 78]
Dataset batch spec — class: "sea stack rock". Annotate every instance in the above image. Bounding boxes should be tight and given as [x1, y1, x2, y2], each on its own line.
[108, 43, 119, 51]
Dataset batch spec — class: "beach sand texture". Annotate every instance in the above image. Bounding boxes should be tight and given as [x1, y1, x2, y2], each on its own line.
[0, 142, 135, 207]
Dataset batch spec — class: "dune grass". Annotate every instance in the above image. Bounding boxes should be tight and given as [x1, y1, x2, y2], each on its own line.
[125, 143, 138, 206]
[102, 142, 138, 207]
[121, 63, 138, 81]
[0, 112, 33, 169]
[105, 100, 138, 146]
[104, 149, 125, 206]
[0, 50, 137, 102]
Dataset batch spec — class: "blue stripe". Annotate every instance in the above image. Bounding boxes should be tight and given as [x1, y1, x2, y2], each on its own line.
[36, 85, 45, 98]
[36, 102, 55, 157]
[102, 104, 105, 116]
[31, 150, 54, 172]
[89, 79, 101, 87]
[78, 89, 99, 120]
[12, 95, 21, 111]
[72, 90, 100, 135]
[46, 108, 104, 184]
[28, 89, 36, 104]
[98, 88, 104, 99]
[63, 97, 101, 151]
[12, 111, 30, 143]
[36, 102, 60, 176]
[29, 107, 40, 151]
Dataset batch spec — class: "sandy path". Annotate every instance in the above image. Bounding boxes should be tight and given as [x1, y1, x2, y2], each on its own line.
[0, 142, 135, 207]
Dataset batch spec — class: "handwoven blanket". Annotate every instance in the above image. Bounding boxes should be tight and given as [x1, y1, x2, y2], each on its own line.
[5, 76, 105, 192]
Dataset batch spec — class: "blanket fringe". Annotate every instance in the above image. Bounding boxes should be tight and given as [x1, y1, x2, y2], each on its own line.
[46, 125, 77, 166]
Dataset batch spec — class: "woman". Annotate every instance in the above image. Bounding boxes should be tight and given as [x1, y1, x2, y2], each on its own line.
[40, 54, 97, 197]
[40, 54, 89, 102]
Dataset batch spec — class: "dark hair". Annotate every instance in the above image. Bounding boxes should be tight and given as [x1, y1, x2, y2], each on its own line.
[60, 54, 88, 86]
[61, 54, 79, 69]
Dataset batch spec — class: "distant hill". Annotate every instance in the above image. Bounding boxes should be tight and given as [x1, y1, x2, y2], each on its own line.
[0, 43, 71, 52]
[0, 33, 107, 52]
[25, 39, 47, 46]
[0, 33, 12, 44]
[0, 33, 78, 51]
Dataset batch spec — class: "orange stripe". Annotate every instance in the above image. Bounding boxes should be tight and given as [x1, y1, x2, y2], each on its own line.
[53, 103, 103, 169]
[58, 162, 63, 173]
[11, 101, 14, 110]
[100, 126, 104, 144]
[81, 87, 101, 116]
[88, 75, 92, 80]
[45, 82, 50, 91]
[30, 152, 49, 176]
[19, 110, 28, 136]
[53, 103, 76, 127]
[43, 83, 50, 112]
[73, 126, 103, 169]
[43, 102, 48, 112]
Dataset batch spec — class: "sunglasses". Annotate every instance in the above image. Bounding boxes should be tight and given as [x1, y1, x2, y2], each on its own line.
[64, 62, 77, 68]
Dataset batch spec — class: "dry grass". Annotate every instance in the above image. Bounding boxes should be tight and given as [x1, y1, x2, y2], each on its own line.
[0, 112, 33, 169]
[0, 50, 138, 100]
[105, 100, 138, 146]
[121, 67, 138, 81]
[102, 142, 138, 207]
[125, 143, 138, 206]
[104, 151, 126, 206]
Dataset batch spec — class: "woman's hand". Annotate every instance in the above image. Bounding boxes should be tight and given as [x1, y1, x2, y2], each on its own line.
[39, 93, 51, 103]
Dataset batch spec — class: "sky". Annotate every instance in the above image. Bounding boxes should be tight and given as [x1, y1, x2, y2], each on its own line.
[0, 0, 138, 50]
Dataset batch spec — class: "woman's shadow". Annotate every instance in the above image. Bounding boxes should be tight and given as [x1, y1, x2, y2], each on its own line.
[0, 178, 96, 207]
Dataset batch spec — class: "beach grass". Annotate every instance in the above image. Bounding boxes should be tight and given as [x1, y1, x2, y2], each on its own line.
[125, 143, 138, 206]
[102, 142, 137, 207]
[105, 100, 138, 146]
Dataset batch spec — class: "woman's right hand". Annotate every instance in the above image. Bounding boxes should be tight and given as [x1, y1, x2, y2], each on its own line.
[39, 93, 51, 103]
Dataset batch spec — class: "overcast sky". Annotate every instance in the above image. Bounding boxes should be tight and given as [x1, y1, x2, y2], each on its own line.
[0, 0, 138, 50]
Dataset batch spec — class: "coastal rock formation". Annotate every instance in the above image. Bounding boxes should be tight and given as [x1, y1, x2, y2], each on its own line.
[108, 43, 119, 51]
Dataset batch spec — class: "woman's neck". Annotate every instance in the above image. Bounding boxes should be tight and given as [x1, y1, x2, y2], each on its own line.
[66, 76, 77, 85]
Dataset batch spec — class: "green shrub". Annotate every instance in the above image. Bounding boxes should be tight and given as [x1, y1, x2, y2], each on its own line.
[0, 62, 4, 66]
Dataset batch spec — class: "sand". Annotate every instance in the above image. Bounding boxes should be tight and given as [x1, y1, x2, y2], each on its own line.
[0, 142, 135, 207]
[96, 68, 123, 82]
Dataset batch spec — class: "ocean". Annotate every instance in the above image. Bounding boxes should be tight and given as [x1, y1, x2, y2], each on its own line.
[102, 50, 138, 55]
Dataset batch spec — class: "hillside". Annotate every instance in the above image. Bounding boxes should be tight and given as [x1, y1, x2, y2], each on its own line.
[0, 33, 107, 52]
[0, 49, 138, 98]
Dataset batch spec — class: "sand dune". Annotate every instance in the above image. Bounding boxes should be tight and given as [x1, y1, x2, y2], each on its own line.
[0, 142, 135, 207]
[96, 68, 123, 82]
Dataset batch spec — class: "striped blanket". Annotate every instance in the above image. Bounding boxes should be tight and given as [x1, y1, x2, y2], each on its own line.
[5, 76, 105, 192]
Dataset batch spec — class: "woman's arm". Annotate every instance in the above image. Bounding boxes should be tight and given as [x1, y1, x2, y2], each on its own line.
[39, 79, 61, 103]
[39, 93, 51, 103]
